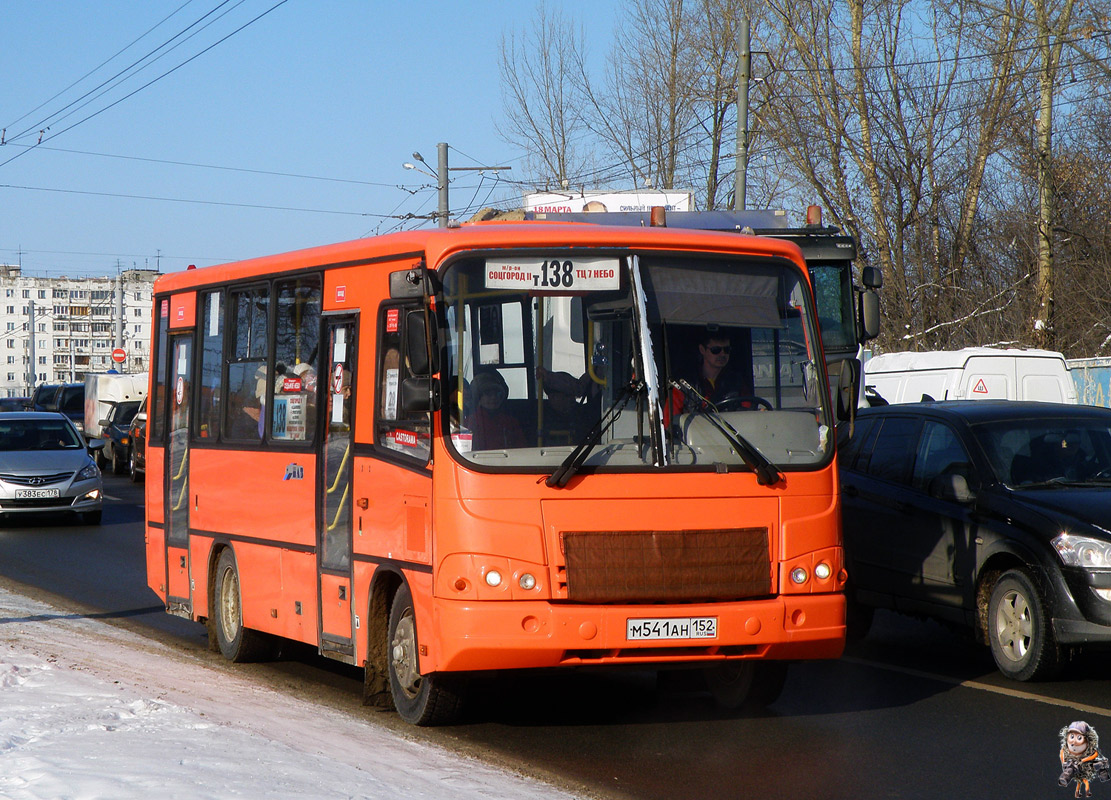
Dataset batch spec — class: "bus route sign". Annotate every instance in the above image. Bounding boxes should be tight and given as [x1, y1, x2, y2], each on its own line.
[485, 257, 620, 292]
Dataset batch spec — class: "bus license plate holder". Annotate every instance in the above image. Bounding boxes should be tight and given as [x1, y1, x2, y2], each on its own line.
[626, 616, 717, 641]
[15, 488, 61, 499]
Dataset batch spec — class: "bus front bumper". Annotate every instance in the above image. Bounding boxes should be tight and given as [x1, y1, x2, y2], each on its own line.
[430, 593, 845, 673]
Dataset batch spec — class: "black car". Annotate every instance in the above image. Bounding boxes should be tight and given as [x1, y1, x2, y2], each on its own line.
[26, 383, 85, 433]
[839, 400, 1111, 681]
[98, 399, 142, 475]
[127, 398, 147, 483]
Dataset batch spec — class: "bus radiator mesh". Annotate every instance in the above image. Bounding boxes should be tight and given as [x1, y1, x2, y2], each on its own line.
[561, 528, 770, 603]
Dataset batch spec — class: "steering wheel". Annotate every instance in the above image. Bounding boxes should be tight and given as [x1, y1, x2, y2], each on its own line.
[716, 395, 772, 411]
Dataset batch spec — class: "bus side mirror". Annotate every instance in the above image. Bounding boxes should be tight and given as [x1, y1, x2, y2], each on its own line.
[400, 377, 441, 413]
[859, 289, 880, 342]
[405, 310, 438, 377]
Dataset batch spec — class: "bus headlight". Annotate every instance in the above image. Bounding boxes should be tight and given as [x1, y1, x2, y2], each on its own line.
[814, 562, 832, 581]
[790, 567, 809, 585]
[484, 570, 503, 587]
[518, 573, 536, 590]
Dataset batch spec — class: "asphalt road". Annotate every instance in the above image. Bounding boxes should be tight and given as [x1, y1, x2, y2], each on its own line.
[3, 473, 1111, 799]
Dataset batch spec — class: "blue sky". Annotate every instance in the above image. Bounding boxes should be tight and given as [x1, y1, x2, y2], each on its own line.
[1, 1, 617, 276]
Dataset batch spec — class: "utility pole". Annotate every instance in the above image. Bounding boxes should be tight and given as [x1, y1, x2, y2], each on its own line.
[26, 300, 36, 392]
[405, 143, 511, 227]
[734, 15, 750, 211]
[115, 271, 124, 352]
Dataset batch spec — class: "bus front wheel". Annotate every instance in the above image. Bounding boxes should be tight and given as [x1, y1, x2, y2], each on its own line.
[387, 585, 464, 726]
[212, 548, 274, 663]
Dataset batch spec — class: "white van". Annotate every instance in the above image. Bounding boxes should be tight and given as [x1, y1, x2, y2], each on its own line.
[864, 347, 1077, 405]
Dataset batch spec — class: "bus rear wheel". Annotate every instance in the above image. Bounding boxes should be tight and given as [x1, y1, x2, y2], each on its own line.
[212, 548, 274, 663]
[387, 584, 464, 726]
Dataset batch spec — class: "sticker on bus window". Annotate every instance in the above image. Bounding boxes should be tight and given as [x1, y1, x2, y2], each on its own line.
[485, 257, 620, 292]
[273, 395, 306, 440]
[384, 368, 399, 421]
[386, 308, 400, 333]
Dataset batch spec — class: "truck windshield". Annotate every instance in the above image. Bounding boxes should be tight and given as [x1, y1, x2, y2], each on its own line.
[441, 251, 832, 473]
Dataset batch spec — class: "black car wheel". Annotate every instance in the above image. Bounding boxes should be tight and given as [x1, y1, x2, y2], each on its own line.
[128, 446, 142, 482]
[987, 569, 1061, 681]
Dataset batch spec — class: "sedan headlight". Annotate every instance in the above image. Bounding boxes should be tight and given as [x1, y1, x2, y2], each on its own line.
[76, 464, 100, 481]
[1052, 533, 1111, 568]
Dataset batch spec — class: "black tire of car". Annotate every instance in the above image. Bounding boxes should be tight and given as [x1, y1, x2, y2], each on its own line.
[94, 447, 107, 470]
[987, 569, 1062, 681]
[128, 447, 142, 483]
[387, 584, 464, 726]
[212, 548, 275, 663]
[110, 445, 126, 475]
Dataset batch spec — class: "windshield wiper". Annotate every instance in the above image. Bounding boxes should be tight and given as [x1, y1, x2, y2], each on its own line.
[672, 379, 783, 486]
[546, 380, 642, 488]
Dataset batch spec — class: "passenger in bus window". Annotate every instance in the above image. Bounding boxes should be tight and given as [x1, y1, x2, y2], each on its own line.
[465, 370, 525, 450]
[537, 368, 595, 444]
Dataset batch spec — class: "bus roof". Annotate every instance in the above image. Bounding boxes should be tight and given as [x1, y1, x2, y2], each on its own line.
[153, 221, 809, 294]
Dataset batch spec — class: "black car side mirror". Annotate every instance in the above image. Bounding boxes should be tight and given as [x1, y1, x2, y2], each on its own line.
[932, 473, 975, 504]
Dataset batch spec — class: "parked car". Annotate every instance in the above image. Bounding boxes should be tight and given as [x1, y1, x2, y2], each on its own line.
[128, 398, 147, 483]
[0, 412, 105, 525]
[839, 400, 1111, 681]
[98, 399, 141, 475]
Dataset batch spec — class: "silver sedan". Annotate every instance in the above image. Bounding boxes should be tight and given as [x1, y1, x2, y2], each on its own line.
[0, 412, 105, 525]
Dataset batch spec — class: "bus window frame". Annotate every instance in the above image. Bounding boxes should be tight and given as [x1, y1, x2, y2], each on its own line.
[374, 299, 433, 468]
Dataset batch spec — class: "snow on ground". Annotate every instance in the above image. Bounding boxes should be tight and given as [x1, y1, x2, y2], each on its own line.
[0, 586, 581, 800]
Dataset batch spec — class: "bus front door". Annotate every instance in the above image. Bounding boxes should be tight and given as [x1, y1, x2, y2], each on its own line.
[165, 334, 192, 616]
[318, 316, 356, 661]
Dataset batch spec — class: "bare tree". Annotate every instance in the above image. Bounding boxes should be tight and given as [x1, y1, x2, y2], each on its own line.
[496, 4, 592, 188]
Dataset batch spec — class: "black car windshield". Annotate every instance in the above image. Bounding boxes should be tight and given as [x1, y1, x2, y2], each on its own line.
[973, 417, 1111, 486]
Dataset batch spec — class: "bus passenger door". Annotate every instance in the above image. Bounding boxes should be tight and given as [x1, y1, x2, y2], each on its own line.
[164, 334, 193, 615]
[318, 316, 356, 661]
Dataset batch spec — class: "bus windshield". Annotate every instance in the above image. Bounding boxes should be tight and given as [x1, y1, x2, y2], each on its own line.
[441, 251, 833, 473]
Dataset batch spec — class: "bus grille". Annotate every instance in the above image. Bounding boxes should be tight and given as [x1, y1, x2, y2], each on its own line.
[561, 528, 771, 603]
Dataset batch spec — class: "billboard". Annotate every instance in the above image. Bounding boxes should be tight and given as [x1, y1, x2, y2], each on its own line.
[524, 191, 692, 214]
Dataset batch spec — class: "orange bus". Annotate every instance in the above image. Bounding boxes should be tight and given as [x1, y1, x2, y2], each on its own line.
[144, 220, 850, 725]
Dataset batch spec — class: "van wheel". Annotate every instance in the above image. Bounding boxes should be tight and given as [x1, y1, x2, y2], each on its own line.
[987, 569, 1061, 681]
[212, 549, 275, 663]
[387, 584, 464, 725]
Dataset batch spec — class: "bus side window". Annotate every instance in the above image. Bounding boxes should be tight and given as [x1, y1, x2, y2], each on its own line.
[271, 276, 321, 442]
[224, 285, 269, 442]
[375, 304, 431, 461]
[196, 289, 224, 440]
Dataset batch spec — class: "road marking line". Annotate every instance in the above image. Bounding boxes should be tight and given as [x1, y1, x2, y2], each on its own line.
[842, 656, 1111, 717]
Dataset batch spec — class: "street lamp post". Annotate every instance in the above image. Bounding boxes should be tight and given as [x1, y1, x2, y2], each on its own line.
[403, 142, 511, 227]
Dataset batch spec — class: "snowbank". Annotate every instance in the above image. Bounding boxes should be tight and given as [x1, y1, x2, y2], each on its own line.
[0, 586, 581, 799]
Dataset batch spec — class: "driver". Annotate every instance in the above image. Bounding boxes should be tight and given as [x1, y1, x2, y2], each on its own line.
[671, 328, 754, 414]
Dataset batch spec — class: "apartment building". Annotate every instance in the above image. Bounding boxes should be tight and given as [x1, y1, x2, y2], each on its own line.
[1, 264, 157, 397]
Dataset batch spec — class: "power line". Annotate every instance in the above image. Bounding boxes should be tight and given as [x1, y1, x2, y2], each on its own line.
[0, 0, 291, 171]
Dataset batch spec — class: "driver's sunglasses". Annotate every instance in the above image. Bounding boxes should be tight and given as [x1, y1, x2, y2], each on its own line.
[707, 346, 731, 355]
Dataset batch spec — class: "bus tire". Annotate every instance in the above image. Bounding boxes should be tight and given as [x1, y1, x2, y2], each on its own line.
[387, 584, 464, 725]
[704, 662, 755, 710]
[705, 661, 787, 711]
[213, 548, 274, 663]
